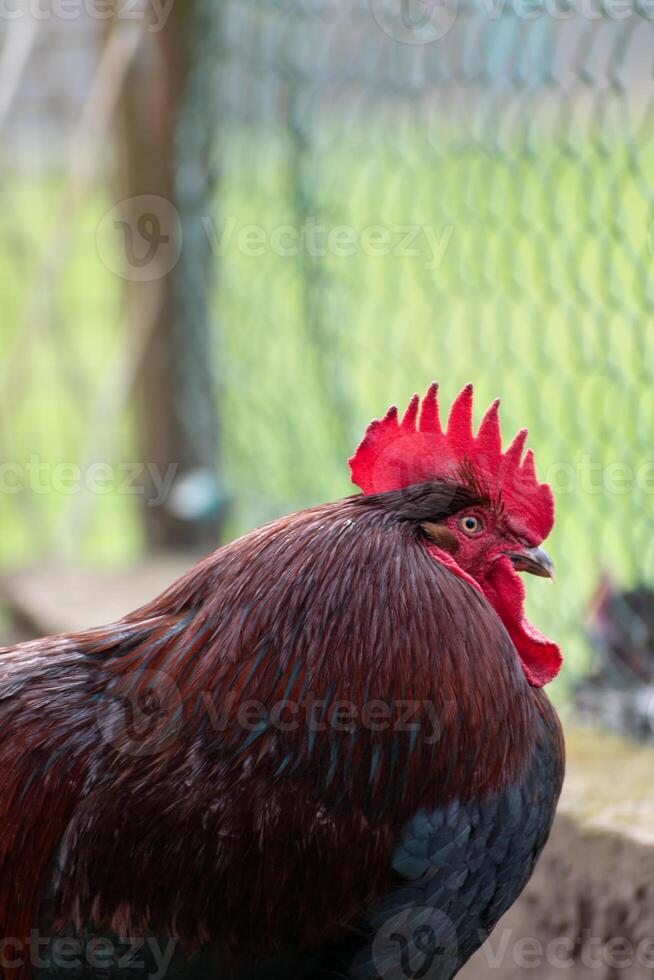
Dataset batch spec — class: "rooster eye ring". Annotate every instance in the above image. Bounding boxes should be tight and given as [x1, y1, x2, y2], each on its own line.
[459, 516, 482, 535]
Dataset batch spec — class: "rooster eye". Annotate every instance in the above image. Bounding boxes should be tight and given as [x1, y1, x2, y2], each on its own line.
[459, 515, 482, 535]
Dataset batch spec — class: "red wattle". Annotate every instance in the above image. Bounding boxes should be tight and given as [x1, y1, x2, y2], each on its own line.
[482, 558, 562, 687]
[425, 547, 561, 688]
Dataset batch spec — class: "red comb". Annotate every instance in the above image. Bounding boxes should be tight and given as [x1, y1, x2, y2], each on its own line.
[349, 383, 554, 542]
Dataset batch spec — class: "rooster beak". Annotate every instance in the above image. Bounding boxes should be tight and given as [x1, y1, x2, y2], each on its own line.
[505, 546, 555, 581]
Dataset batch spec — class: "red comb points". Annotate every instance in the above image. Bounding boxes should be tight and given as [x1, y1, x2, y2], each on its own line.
[349, 384, 554, 542]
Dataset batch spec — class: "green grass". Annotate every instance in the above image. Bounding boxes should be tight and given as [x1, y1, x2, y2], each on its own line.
[3, 119, 654, 691]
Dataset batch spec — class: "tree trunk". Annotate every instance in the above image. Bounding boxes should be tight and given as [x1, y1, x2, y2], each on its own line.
[112, 0, 221, 553]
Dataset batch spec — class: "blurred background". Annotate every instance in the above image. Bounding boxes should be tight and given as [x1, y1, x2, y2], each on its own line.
[1, 0, 654, 707]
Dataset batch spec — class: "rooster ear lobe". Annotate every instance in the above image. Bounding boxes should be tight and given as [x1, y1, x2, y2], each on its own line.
[421, 522, 459, 554]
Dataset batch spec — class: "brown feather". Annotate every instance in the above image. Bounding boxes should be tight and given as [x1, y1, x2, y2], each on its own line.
[0, 487, 539, 971]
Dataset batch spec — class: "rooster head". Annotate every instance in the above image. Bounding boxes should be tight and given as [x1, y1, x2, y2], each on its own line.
[349, 383, 561, 687]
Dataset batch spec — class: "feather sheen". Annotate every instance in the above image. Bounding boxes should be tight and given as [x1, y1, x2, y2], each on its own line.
[0, 491, 562, 977]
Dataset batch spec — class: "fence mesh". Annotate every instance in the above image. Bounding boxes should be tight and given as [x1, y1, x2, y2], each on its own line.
[2, 1, 654, 683]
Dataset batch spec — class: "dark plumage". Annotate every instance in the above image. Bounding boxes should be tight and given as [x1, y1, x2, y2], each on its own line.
[0, 385, 564, 980]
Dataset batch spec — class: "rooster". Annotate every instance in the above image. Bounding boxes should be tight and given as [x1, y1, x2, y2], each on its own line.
[575, 577, 654, 741]
[0, 383, 564, 980]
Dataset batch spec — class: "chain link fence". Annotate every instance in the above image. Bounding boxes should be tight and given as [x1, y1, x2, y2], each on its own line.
[1, 0, 654, 684]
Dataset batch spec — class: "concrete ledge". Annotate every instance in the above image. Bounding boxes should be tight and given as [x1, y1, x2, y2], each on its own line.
[462, 728, 654, 979]
[0, 558, 194, 638]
